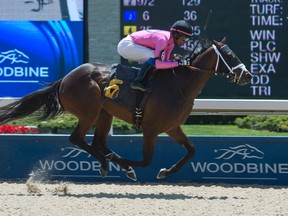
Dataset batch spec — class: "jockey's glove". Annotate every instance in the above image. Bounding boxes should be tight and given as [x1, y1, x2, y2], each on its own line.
[177, 58, 191, 66]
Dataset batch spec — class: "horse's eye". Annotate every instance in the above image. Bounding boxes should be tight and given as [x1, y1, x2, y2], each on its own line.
[227, 52, 234, 59]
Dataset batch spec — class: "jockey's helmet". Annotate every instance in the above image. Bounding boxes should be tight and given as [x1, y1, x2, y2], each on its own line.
[170, 20, 193, 42]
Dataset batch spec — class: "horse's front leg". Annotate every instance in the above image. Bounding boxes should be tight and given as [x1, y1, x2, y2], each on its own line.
[157, 126, 195, 179]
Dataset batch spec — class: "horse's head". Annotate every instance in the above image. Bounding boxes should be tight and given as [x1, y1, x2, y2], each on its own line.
[211, 38, 252, 86]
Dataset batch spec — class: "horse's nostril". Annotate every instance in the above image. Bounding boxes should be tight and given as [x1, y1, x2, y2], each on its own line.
[245, 72, 252, 79]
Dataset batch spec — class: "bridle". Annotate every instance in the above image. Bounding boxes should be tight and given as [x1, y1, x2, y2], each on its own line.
[212, 44, 248, 84]
[172, 42, 250, 103]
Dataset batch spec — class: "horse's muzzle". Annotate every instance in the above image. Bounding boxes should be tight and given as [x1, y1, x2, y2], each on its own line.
[238, 70, 252, 86]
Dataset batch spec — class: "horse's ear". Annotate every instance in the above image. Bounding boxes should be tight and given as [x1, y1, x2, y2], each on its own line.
[211, 37, 227, 48]
[220, 37, 227, 44]
[211, 39, 221, 48]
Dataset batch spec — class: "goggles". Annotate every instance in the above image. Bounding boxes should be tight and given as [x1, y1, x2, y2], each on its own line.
[180, 35, 190, 42]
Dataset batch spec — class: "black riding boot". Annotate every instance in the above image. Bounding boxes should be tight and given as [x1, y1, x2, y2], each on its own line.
[130, 62, 153, 92]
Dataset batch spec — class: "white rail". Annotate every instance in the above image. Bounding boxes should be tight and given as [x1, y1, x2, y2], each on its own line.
[1, 98, 288, 115]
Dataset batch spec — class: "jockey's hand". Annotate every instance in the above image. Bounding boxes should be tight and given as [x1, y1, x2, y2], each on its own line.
[177, 58, 191, 66]
[173, 54, 183, 61]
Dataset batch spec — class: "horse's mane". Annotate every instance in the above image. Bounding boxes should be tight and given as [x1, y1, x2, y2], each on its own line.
[187, 38, 212, 62]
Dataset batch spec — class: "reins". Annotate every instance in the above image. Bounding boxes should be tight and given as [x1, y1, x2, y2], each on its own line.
[188, 10, 212, 59]
[172, 66, 214, 105]
[171, 69, 194, 104]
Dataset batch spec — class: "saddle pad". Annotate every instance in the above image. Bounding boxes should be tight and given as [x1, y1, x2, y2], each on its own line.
[104, 64, 140, 111]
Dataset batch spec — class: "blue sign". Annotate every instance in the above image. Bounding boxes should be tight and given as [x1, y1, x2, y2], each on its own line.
[0, 135, 288, 185]
[124, 11, 137, 22]
[0, 21, 84, 97]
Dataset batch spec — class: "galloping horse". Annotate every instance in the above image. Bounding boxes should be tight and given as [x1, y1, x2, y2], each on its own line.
[0, 38, 252, 181]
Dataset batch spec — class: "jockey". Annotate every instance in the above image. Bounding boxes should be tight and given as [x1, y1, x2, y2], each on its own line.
[117, 20, 193, 92]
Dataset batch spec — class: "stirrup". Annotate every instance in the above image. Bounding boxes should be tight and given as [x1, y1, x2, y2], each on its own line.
[130, 82, 150, 92]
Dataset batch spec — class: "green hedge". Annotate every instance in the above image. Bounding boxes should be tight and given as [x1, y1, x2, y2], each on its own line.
[185, 115, 242, 125]
[6, 114, 134, 134]
[9, 114, 288, 134]
[234, 115, 288, 132]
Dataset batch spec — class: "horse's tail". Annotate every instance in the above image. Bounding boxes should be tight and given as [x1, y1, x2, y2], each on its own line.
[0, 79, 64, 125]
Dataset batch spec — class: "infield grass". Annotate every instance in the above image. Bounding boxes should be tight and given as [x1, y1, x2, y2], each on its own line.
[181, 124, 288, 136]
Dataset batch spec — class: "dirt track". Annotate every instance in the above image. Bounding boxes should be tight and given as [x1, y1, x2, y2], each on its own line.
[0, 180, 288, 216]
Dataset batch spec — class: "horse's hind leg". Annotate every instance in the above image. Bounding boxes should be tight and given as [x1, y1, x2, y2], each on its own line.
[157, 126, 195, 179]
[92, 110, 137, 180]
[91, 109, 114, 161]
[69, 117, 108, 177]
[59, 75, 108, 177]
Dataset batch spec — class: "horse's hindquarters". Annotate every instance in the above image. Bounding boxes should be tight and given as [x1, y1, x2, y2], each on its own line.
[59, 63, 104, 119]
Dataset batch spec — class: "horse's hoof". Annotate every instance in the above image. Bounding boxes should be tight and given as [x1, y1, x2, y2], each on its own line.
[157, 168, 169, 179]
[126, 167, 137, 181]
[99, 166, 108, 177]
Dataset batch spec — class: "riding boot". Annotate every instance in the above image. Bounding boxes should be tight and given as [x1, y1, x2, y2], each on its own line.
[130, 62, 153, 92]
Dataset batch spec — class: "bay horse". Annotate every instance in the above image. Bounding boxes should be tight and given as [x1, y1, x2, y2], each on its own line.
[0, 38, 252, 181]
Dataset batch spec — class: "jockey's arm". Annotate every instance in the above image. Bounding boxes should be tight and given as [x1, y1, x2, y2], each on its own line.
[155, 59, 178, 69]
[154, 40, 179, 69]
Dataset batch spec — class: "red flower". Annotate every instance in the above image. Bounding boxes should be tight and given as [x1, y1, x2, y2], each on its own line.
[0, 125, 40, 134]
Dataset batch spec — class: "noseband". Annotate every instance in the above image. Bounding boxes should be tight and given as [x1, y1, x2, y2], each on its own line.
[212, 44, 247, 84]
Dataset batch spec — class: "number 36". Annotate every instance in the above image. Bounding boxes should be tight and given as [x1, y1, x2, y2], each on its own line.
[183, 10, 197, 21]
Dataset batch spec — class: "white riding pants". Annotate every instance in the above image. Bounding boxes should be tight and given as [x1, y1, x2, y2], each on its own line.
[117, 35, 154, 63]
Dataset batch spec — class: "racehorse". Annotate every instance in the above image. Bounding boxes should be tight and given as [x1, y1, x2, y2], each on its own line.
[0, 38, 252, 181]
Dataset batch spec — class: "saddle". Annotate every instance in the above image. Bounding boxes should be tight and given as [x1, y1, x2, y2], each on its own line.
[103, 64, 151, 129]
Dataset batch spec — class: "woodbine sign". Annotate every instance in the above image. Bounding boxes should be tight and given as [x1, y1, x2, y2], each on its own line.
[0, 135, 287, 185]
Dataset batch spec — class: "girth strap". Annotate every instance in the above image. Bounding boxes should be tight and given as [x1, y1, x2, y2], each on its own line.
[133, 90, 149, 129]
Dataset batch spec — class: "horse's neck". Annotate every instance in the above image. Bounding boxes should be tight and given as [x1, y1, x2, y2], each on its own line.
[180, 69, 213, 102]
[177, 48, 216, 101]
[193, 46, 216, 70]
